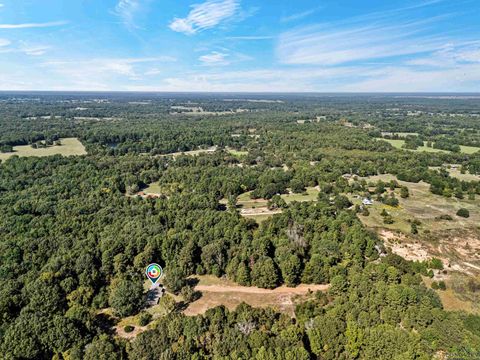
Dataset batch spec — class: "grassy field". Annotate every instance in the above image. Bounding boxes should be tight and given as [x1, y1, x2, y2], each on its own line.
[0, 138, 87, 161]
[460, 145, 480, 154]
[237, 191, 269, 208]
[226, 147, 248, 157]
[423, 275, 479, 314]
[237, 187, 319, 209]
[354, 174, 480, 234]
[281, 187, 320, 203]
[395, 132, 419, 137]
[379, 138, 447, 153]
[142, 182, 162, 194]
[379, 138, 480, 154]
[429, 166, 480, 182]
[235, 187, 319, 223]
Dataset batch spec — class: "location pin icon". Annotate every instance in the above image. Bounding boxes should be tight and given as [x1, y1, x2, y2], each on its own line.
[146, 263, 163, 285]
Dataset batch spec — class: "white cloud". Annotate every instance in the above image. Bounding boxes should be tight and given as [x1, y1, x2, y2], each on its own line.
[144, 68, 162, 76]
[280, 7, 321, 23]
[0, 21, 67, 29]
[339, 64, 480, 92]
[169, 0, 239, 35]
[278, 18, 449, 65]
[21, 45, 50, 56]
[0, 38, 10, 47]
[226, 35, 272, 40]
[405, 43, 480, 68]
[114, 0, 142, 29]
[199, 51, 229, 65]
[42, 57, 176, 84]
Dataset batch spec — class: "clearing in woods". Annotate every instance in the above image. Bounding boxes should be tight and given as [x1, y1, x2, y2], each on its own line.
[113, 275, 329, 339]
[352, 174, 480, 281]
[183, 275, 329, 317]
[235, 187, 320, 222]
[0, 138, 87, 161]
[378, 138, 480, 154]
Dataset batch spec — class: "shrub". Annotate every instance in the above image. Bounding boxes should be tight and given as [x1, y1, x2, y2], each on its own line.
[429, 258, 444, 270]
[457, 208, 470, 218]
[436, 214, 453, 221]
[180, 285, 199, 303]
[383, 215, 394, 224]
[138, 312, 152, 326]
[438, 281, 447, 290]
[124, 325, 135, 333]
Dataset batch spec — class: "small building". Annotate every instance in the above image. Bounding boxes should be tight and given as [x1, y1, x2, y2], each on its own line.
[146, 284, 165, 306]
[362, 198, 374, 206]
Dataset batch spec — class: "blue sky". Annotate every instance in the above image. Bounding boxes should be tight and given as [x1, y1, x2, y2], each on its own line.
[0, 0, 479, 91]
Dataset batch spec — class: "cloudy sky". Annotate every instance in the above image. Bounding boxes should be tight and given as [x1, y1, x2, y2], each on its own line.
[0, 0, 479, 92]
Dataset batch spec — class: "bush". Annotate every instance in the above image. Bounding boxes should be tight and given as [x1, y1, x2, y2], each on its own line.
[457, 208, 470, 218]
[431, 281, 439, 290]
[138, 312, 152, 326]
[436, 214, 453, 221]
[180, 285, 199, 303]
[124, 325, 135, 333]
[383, 215, 394, 224]
[438, 281, 447, 290]
[410, 223, 418, 235]
[429, 258, 444, 270]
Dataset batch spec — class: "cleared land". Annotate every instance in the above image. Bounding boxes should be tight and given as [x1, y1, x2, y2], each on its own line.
[0, 138, 87, 161]
[184, 275, 329, 317]
[154, 146, 217, 158]
[423, 275, 480, 314]
[354, 174, 479, 234]
[225, 147, 248, 157]
[353, 174, 480, 277]
[236, 187, 320, 222]
[429, 166, 480, 182]
[142, 182, 162, 195]
[379, 138, 480, 154]
[170, 106, 248, 116]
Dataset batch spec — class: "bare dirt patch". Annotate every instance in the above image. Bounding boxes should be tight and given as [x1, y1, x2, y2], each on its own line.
[239, 207, 282, 216]
[184, 282, 329, 317]
[380, 229, 480, 276]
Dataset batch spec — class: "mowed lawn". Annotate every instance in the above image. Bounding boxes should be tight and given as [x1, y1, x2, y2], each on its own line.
[378, 138, 480, 154]
[0, 138, 87, 161]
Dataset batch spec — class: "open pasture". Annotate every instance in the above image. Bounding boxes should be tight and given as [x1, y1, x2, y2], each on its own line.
[0, 138, 87, 161]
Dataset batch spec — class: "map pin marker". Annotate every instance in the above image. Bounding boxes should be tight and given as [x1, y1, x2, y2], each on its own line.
[146, 263, 163, 286]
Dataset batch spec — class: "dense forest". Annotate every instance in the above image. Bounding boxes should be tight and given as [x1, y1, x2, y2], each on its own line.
[0, 93, 479, 359]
